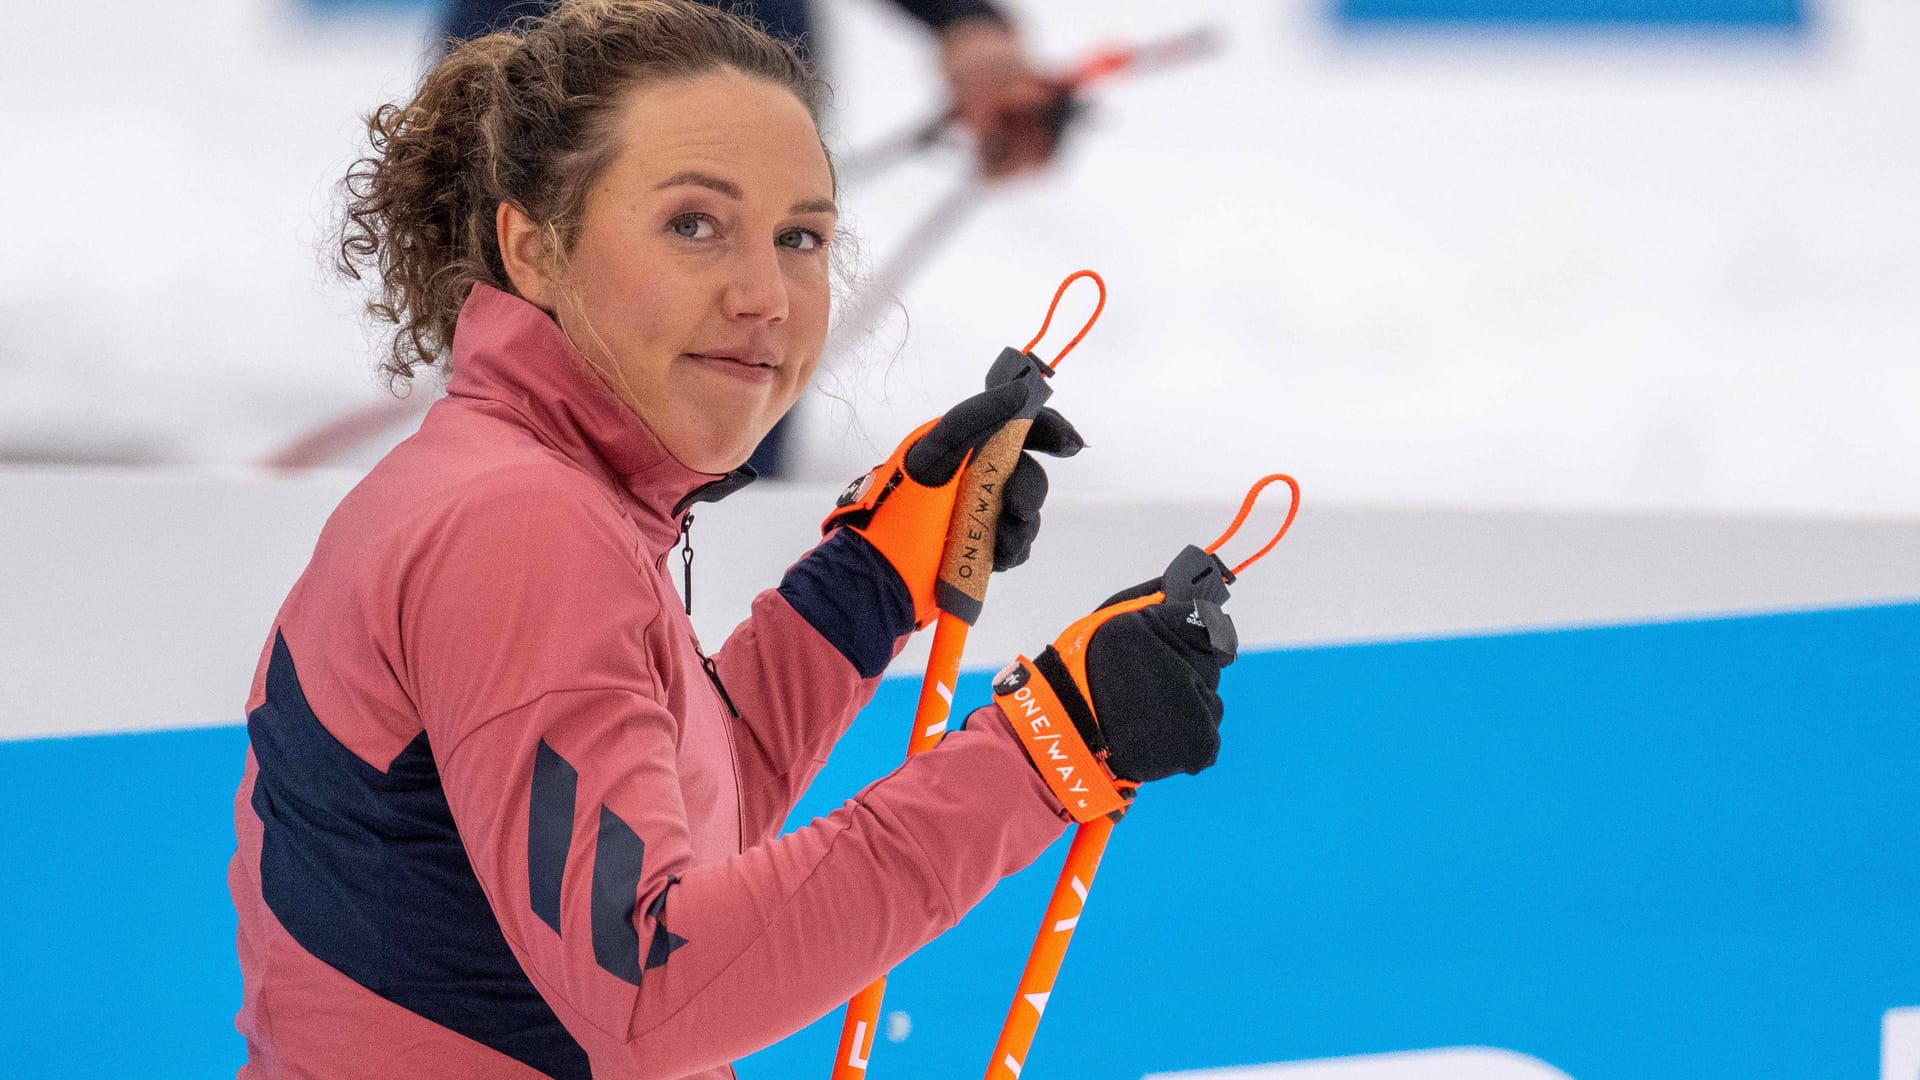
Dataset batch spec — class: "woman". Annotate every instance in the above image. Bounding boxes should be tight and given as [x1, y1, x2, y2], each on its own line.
[229, 3, 1233, 1077]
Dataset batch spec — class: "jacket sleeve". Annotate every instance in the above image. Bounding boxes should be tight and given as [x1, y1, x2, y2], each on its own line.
[714, 528, 916, 846]
[402, 484, 1067, 1078]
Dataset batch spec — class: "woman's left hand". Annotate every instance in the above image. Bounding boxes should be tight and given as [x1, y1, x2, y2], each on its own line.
[822, 379, 1084, 628]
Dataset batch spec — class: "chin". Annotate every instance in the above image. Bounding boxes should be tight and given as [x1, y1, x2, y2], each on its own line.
[658, 384, 802, 473]
[666, 425, 764, 475]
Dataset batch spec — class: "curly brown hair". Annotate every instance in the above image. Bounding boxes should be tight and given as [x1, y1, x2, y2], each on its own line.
[336, 0, 828, 385]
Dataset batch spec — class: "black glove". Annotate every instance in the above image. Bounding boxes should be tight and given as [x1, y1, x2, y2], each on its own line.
[824, 349, 1084, 627]
[992, 545, 1237, 820]
[900, 374, 1083, 571]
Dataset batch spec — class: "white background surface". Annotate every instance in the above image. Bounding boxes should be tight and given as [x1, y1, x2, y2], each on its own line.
[1143, 1047, 1573, 1079]
[4, 467, 1916, 741]
[1885, 1008, 1920, 1080]
[1, 0, 1914, 514]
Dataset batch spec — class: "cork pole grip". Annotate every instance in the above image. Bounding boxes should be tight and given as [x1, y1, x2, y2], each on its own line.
[932, 416, 1034, 625]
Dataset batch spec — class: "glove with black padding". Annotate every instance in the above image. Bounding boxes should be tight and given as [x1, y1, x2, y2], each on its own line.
[824, 348, 1084, 629]
[990, 544, 1238, 822]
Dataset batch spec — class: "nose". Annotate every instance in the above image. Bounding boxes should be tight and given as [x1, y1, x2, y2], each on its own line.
[724, 243, 789, 324]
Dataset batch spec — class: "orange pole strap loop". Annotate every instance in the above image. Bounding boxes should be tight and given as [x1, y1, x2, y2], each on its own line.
[1021, 270, 1107, 371]
[1203, 473, 1302, 578]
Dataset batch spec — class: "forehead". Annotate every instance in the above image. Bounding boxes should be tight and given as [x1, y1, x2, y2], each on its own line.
[602, 68, 831, 200]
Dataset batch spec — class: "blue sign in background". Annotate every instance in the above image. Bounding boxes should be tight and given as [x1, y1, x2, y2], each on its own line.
[2, 603, 1914, 1077]
[1335, 0, 1805, 29]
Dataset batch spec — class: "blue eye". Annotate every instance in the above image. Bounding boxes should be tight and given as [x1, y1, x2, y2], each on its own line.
[671, 215, 716, 240]
[779, 228, 825, 251]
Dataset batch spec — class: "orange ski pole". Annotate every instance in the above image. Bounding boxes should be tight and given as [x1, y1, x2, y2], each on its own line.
[984, 814, 1114, 1080]
[835, 26, 1222, 184]
[824, 28, 1218, 364]
[984, 473, 1301, 1080]
[830, 271, 1107, 1080]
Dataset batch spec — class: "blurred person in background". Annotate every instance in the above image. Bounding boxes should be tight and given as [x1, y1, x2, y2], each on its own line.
[445, 0, 1065, 477]
[228, 3, 1231, 1077]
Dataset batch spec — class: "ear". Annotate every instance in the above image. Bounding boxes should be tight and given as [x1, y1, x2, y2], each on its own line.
[496, 200, 558, 312]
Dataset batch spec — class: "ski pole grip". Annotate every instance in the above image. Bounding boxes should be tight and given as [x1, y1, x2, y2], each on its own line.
[934, 348, 1054, 624]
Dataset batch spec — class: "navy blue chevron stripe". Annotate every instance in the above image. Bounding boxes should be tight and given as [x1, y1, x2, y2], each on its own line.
[645, 879, 689, 971]
[528, 740, 577, 936]
[591, 806, 646, 985]
[248, 631, 590, 1079]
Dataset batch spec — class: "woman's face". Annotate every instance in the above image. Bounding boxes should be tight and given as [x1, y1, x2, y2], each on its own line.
[521, 69, 836, 474]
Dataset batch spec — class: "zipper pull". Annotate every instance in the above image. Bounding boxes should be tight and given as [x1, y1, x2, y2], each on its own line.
[678, 513, 695, 616]
[701, 654, 740, 719]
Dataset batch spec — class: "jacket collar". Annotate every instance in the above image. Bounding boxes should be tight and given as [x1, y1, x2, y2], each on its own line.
[445, 283, 755, 548]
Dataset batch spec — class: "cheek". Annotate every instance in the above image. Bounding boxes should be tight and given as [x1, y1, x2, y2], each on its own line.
[785, 274, 830, 388]
[582, 253, 704, 354]
[791, 265, 833, 333]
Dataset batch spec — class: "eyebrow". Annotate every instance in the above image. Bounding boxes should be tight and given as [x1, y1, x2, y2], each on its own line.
[655, 170, 837, 217]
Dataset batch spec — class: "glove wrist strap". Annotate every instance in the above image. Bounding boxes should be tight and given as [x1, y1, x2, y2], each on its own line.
[992, 655, 1132, 823]
[1031, 645, 1105, 757]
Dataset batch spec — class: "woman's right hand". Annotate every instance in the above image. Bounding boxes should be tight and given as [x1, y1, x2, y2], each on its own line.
[822, 374, 1083, 630]
[989, 545, 1238, 821]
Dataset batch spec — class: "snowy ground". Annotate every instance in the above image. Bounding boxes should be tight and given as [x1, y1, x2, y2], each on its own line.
[3, 0, 1915, 515]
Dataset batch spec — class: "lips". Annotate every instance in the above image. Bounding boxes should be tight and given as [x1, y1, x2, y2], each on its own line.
[684, 349, 779, 386]
[686, 349, 777, 370]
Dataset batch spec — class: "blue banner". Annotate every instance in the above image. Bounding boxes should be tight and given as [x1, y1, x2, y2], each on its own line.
[1336, 0, 1804, 28]
[2, 603, 1913, 1077]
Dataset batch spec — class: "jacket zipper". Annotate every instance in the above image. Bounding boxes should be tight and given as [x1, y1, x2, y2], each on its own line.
[678, 513, 696, 616]
[701, 655, 740, 719]
[678, 512, 740, 719]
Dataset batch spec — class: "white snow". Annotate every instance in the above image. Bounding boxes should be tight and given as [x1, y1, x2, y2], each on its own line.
[3, 0, 1916, 516]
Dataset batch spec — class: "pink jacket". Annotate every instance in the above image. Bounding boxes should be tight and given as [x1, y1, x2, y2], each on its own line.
[229, 284, 1067, 1079]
